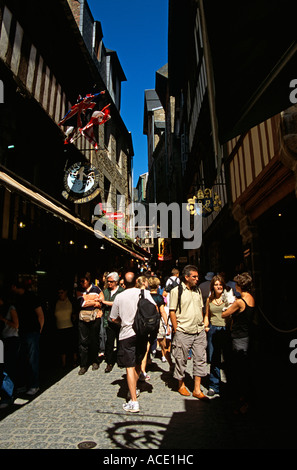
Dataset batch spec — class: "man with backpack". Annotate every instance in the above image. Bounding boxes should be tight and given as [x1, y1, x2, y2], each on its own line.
[109, 272, 157, 413]
[169, 265, 208, 400]
[164, 268, 180, 301]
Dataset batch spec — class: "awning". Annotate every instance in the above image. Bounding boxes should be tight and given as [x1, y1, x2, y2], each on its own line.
[0, 169, 149, 262]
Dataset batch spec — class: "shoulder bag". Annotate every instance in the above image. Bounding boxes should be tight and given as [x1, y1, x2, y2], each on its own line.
[79, 308, 100, 322]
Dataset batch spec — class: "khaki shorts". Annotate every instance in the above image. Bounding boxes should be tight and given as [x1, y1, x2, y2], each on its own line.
[172, 329, 207, 380]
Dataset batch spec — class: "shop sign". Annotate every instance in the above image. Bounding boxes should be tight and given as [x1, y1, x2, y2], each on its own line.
[187, 188, 222, 218]
[62, 162, 100, 203]
[158, 238, 172, 261]
[103, 212, 125, 220]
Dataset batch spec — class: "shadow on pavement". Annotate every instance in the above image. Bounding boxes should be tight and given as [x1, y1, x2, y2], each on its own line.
[0, 362, 75, 421]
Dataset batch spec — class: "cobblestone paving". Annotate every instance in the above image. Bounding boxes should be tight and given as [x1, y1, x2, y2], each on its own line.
[0, 356, 295, 450]
[0, 359, 184, 450]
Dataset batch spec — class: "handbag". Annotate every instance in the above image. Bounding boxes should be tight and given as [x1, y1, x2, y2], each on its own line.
[79, 308, 100, 322]
[1, 372, 14, 397]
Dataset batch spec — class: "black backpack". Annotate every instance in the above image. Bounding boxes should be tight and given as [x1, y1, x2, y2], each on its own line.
[132, 290, 159, 336]
[165, 276, 180, 293]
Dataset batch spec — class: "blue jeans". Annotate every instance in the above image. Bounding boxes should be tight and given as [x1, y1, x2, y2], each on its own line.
[18, 332, 40, 389]
[208, 325, 231, 393]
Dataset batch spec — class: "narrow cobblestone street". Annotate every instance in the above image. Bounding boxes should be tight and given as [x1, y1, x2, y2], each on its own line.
[0, 348, 296, 451]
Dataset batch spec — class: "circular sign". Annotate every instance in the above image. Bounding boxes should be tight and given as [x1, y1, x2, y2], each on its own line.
[63, 162, 100, 202]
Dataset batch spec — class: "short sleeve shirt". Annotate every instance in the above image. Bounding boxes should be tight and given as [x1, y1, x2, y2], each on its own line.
[169, 282, 204, 334]
[110, 287, 156, 340]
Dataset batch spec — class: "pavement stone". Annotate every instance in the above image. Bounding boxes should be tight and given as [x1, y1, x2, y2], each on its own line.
[0, 353, 296, 451]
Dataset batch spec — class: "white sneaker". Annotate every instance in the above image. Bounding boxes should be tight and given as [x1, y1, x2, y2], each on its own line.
[138, 372, 150, 382]
[123, 400, 140, 413]
[26, 387, 40, 396]
[14, 398, 29, 405]
[127, 388, 140, 399]
[161, 356, 166, 363]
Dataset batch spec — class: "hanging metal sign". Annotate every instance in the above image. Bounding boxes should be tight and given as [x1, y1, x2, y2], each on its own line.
[62, 162, 100, 203]
[187, 188, 222, 217]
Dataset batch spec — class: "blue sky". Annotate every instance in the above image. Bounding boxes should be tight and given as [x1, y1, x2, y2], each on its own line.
[88, 0, 168, 187]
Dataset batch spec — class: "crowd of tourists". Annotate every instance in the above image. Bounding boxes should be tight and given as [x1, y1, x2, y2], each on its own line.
[0, 265, 255, 415]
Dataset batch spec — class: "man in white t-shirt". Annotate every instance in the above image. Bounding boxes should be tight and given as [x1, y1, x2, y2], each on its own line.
[110, 272, 156, 413]
[163, 268, 180, 306]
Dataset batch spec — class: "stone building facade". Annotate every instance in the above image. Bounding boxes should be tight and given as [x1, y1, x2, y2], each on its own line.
[166, 0, 297, 329]
[0, 0, 148, 298]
